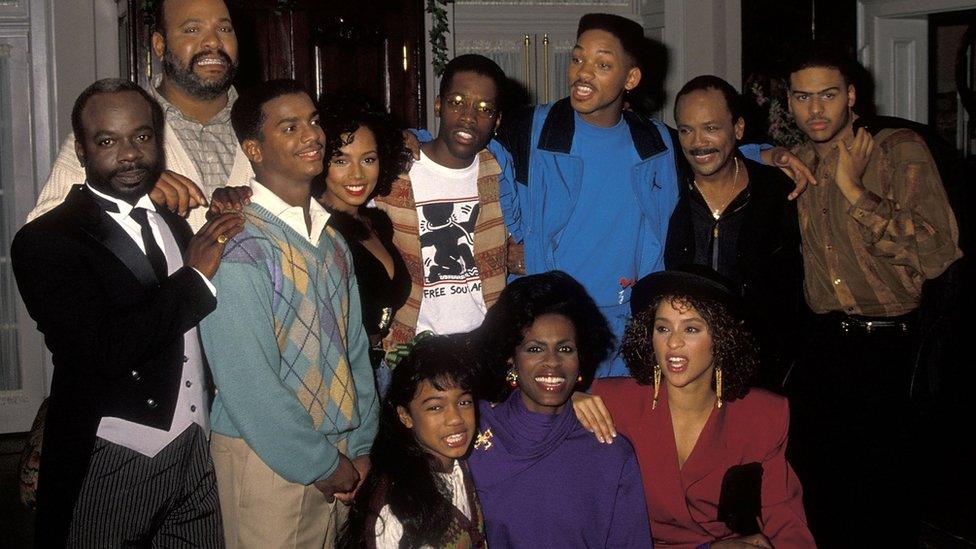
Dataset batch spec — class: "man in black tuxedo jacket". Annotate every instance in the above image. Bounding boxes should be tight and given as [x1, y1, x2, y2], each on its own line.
[11, 78, 244, 547]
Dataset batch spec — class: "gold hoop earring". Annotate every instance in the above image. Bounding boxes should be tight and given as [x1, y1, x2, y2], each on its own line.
[652, 363, 662, 410]
[715, 367, 723, 408]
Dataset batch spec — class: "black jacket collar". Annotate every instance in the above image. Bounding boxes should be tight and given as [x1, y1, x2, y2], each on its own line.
[65, 185, 191, 288]
[537, 98, 668, 160]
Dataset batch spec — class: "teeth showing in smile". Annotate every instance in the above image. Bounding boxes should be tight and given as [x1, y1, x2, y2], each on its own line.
[444, 433, 465, 445]
[455, 130, 474, 140]
[297, 149, 321, 159]
[197, 58, 225, 66]
[534, 376, 565, 386]
[345, 185, 365, 193]
[574, 84, 595, 98]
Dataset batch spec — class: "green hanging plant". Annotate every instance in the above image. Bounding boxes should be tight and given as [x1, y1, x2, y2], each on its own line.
[426, 0, 450, 77]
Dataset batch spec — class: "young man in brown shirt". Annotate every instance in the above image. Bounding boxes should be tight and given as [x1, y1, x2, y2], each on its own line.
[785, 44, 962, 547]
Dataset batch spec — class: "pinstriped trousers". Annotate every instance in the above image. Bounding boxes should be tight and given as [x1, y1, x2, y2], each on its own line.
[66, 424, 223, 548]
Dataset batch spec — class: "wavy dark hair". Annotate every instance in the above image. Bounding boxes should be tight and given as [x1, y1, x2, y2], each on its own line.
[475, 271, 615, 402]
[313, 93, 410, 202]
[621, 294, 757, 403]
[339, 333, 476, 549]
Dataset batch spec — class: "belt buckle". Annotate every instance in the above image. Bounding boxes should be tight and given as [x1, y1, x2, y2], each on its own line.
[865, 321, 874, 334]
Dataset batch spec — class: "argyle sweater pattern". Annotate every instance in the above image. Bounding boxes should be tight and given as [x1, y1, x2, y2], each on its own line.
[202, 203, 377, 484]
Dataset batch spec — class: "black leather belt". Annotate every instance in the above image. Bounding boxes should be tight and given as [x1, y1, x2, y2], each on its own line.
[815, 311, 917, 334]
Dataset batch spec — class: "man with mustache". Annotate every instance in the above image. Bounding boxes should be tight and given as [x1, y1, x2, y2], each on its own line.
[29, 0, 251, 231]
[664, 75, 803, 391]
[11, 78, 244, 546]
[200, 79, 377, 548]
[494, 13, 813, 377]
[784, 45, 961, 546]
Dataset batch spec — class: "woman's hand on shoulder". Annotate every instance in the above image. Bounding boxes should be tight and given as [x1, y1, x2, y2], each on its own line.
[571, 391, 616, 444]
[711, 533, 772, 548]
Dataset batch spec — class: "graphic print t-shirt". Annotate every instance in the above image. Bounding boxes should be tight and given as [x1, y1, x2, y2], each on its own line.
[410, 151, 486, 334]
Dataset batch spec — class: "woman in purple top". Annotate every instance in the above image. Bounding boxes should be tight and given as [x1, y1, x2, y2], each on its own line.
[469, 271, 653, 548]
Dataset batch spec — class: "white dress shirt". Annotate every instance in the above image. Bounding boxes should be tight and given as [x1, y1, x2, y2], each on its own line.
[374, 460, 471, 548]
[88, 184, 215, 457]
[248, 179, 329, 244]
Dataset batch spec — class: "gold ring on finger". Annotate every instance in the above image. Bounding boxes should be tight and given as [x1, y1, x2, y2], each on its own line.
[217, 234, 228, 244]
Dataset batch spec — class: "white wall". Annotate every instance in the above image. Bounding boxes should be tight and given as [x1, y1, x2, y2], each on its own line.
[858, 0, 976, 121]
[644, 0, 742, 125]
[428, 1, 742, 128]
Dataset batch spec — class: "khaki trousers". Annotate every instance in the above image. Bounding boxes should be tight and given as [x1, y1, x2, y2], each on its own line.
[211, 433, 348, 549]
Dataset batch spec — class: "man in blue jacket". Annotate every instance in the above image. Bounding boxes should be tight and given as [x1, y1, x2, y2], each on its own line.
[495, 13, 811, 376]
[411, 15, 812, 376]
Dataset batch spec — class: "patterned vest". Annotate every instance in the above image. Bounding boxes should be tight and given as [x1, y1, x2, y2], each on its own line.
[375, 149, 508, 349]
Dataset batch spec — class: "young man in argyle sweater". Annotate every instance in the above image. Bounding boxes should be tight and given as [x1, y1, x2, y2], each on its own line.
[200, 79, 377, 548]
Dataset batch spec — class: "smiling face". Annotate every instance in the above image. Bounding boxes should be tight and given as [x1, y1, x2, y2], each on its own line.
[322, 126, 379, 213]
[430, 71, 500, 168]
[514, 313, 580, 415]
[397, 379, 476, 471]
[568, 29, 641, 127]
[244, 92, 325, 183]
[788, 66, 855, 146]
[75, 91, 163, 204]
[153, 0, 239, 100]
[676, 88, 744, 178]
[652, 298, 715, 394]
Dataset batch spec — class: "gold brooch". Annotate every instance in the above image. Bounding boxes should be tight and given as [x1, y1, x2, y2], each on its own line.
[473, 428, 494, 451]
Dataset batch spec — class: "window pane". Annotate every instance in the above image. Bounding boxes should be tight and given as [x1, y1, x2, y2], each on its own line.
[0, 44, 23, 391]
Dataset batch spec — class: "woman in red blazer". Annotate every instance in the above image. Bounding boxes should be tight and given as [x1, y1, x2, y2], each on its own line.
[590, 268, 815, 548]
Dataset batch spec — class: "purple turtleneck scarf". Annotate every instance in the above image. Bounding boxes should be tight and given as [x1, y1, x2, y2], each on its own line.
[468, 390, 653, 548]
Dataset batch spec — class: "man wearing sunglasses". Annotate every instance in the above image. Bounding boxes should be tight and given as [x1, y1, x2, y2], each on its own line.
[374, 54, 515, 349]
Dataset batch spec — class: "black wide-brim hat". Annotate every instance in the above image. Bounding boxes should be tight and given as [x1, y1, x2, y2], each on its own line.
[630, 265, 743, 317]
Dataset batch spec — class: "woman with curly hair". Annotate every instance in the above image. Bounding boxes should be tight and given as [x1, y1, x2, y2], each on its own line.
[589, 267, 814, 548]
[469, 270, 652, 547]
[315, 95, 412, 380]
[338, 333, 486, 549]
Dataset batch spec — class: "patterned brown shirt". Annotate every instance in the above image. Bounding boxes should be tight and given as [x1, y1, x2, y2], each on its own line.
[795, 128, 962, 316]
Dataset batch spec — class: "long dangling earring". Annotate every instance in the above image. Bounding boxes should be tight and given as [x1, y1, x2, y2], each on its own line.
[715, 367, 723, 408]
[652, 364, 662, 410]
[506, 368, 519, 389]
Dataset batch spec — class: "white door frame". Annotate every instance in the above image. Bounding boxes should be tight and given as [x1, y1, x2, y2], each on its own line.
[858, 0, 976, 121]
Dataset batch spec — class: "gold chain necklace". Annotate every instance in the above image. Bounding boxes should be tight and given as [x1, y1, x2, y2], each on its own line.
[693, 157, 740, 220]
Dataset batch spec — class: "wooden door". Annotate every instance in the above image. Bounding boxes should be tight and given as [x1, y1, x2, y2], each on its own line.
[229, 0, 428, 127]
[122, 0, 427, 128]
